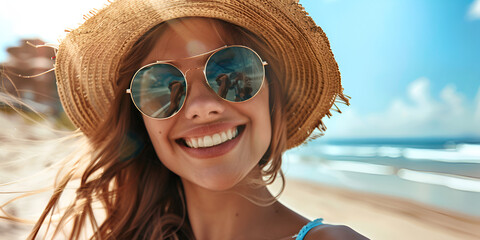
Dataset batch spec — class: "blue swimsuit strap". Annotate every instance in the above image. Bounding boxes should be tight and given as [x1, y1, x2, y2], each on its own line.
[295, 218, 324, 240]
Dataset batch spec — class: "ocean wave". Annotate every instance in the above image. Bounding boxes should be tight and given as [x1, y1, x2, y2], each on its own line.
[309, 143, 480, 164]
[397, 169, 480, 193]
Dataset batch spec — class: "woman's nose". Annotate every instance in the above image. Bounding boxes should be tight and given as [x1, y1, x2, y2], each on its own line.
[182, 70, 225, 121]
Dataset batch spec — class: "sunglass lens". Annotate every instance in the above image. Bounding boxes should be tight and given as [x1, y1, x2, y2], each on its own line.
[205, 47, 264, 102]
[131, 64, 186, 118]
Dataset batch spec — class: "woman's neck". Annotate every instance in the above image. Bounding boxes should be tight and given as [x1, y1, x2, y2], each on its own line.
[177, 163, 311, 240]
[181, 178, 285, 240]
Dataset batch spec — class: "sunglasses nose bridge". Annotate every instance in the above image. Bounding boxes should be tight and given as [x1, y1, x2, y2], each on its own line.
[184, 66, 204, 77]
[183, 66, 210, 93]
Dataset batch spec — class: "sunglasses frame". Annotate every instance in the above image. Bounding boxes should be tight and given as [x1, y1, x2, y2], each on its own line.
[126, 45, 268, 120]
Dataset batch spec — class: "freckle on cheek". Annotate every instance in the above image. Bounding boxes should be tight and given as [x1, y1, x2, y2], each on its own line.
[158, 131, 162, 135]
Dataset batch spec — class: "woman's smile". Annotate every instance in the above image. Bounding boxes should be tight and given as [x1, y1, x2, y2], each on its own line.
[177, 124, 246, 159]
[181, 125, 242, 148]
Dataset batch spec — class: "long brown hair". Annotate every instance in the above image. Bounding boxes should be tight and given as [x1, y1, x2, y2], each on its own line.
[29, 18, 287, 240]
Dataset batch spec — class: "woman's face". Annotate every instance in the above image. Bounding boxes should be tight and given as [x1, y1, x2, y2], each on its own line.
[141, 18, 272, 191]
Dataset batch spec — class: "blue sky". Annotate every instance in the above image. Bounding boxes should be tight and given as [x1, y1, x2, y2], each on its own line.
[1, 0, 479, 139]
[299, 0, 480, 139]
[301, 0, 480, 111]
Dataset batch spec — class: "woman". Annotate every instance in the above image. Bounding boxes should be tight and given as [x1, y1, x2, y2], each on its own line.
[27, 0, 366, 239]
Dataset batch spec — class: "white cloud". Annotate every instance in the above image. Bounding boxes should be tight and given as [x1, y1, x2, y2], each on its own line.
[324, 78, 480, 139]
[468, 0, 480, 20]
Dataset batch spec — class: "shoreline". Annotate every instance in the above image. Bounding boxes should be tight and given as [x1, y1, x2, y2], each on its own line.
[274, 178, 480, 240]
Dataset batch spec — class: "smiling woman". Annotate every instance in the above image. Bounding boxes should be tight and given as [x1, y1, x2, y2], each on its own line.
[2, 0, 368, 239]
[138, 19, 273, 192]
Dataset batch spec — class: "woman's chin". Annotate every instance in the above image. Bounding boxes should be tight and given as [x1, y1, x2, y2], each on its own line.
[184, 174, 244, 192]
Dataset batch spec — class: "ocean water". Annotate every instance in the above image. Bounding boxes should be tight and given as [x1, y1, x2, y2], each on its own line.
[283, 138, 480, 218]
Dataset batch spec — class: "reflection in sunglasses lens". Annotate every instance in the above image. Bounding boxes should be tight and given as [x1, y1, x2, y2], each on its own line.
[206, 47, 263, 102]
[131, 64, 186, 118]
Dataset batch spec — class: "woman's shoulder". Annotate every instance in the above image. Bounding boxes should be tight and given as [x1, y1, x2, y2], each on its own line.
[268, 202, 368, 240]
[302, 223, 369, 240]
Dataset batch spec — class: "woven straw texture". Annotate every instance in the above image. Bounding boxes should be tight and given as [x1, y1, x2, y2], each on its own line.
[55, 0, 349, 149]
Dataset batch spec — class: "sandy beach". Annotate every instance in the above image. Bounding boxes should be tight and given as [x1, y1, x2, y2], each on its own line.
[276, 178, 480, 240]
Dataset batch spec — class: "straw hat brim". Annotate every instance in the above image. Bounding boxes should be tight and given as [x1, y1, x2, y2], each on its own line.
[55, 0, 349, 149]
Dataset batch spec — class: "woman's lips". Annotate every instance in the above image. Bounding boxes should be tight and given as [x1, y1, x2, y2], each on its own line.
[177, 125, 245, 159]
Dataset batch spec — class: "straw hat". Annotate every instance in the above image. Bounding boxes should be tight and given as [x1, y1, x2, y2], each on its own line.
[55, 0, 349, 149]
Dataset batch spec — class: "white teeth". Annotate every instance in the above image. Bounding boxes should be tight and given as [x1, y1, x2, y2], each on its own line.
[184, 127, 240, 148]
[191, 138, 198, 148]
[203, 136, 213, 147]
[221, 132, 228, 141]
[212, 134, 221, 145]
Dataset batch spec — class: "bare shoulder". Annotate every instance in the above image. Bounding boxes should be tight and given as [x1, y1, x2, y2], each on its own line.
[304, 224, 370, 240]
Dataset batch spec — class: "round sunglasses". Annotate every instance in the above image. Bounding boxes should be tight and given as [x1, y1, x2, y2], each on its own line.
[126, 45, 268, 119]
